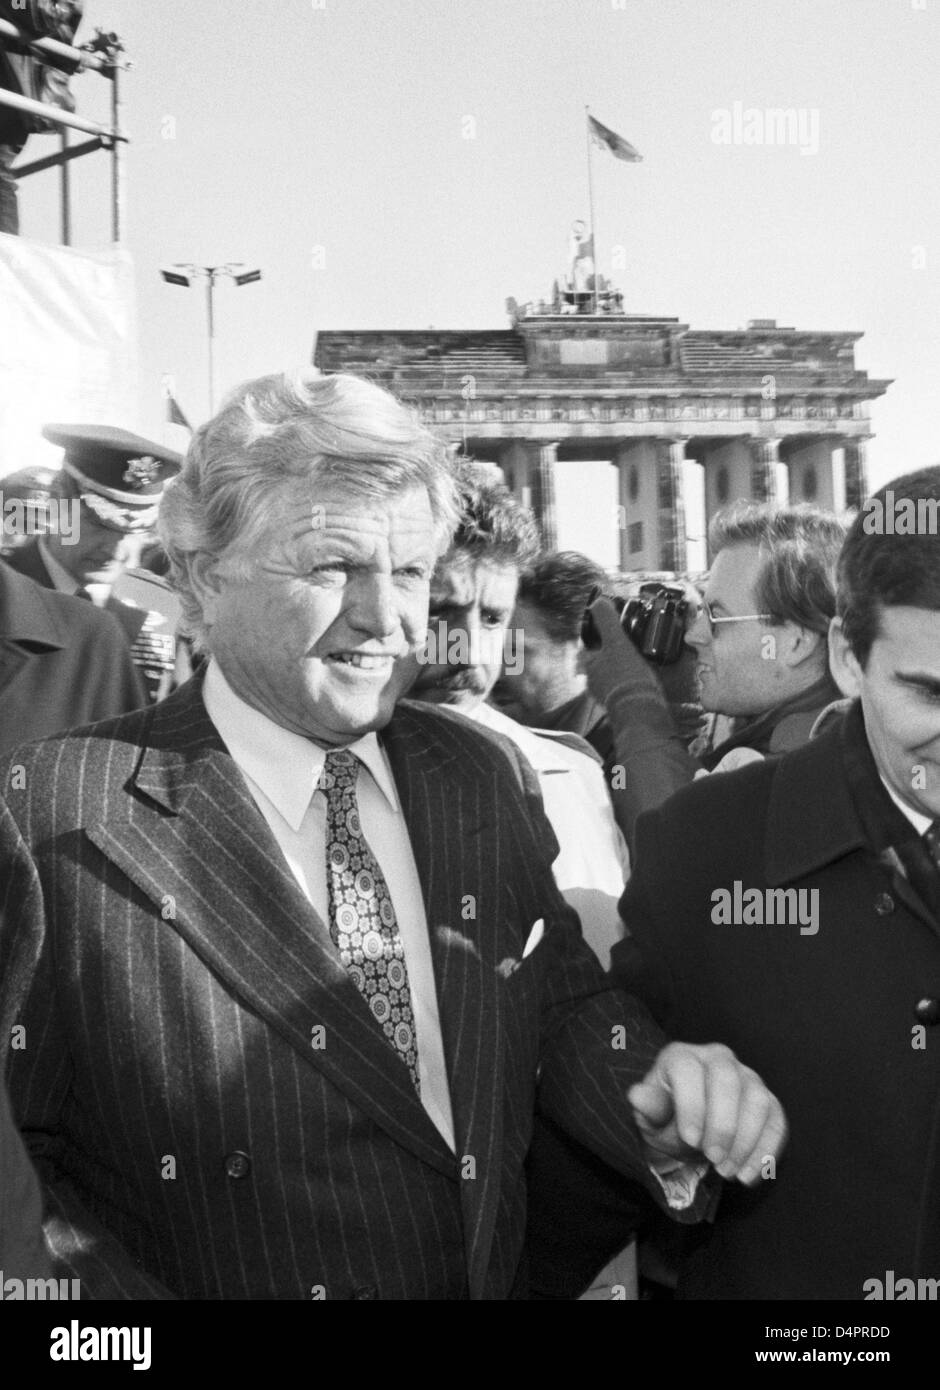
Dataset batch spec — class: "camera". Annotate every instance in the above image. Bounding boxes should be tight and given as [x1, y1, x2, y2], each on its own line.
[582, 582, 691, 665]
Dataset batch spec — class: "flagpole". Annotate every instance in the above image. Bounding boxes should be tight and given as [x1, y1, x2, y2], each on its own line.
[585, 105, 598, 314]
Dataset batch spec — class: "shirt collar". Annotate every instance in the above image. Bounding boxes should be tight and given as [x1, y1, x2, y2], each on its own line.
[203, 659, 400, 831]
[467, 700, 573, 772]
[879, 775, 934, 837]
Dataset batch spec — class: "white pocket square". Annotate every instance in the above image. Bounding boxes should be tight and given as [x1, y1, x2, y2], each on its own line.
[522, 919, 545, 958]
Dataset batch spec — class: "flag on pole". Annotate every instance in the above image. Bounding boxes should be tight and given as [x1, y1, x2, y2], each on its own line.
[161, 376, 193, 433]
[588, 114, 643, 163]
[165, 393, 192, 431]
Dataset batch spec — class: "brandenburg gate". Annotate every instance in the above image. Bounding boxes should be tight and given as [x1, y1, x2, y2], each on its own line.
[314, 304, 890, 572]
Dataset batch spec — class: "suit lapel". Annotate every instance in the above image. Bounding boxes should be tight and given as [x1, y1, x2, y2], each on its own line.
[383, 704, 507, 1298]
[877, 847, 940, 938]
[85, 681, 455, 1178]
[0, 640, 30, 700]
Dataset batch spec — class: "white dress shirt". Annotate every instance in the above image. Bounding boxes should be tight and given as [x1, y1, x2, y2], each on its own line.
[468, 701, 630, 968]
[881, 775, 933, 837]
[203, 659, 456, 1151]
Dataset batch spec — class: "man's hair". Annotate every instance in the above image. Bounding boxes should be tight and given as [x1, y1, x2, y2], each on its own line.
[709, 501, 846, 635]
[158, 369, 460, 649]
[516, 550, 606, 643]
[444, 456, 541, 570]
[838, 465, 940, 666]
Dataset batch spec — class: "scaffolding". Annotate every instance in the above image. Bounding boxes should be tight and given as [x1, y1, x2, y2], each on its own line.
[0, 16, 129, 244]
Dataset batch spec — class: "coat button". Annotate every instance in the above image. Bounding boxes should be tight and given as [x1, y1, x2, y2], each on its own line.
[224, 1151, 251, 1179]
[873, 892, 895, 915]
[914, 998, 940, 1026]
[351, 1284, 378, 1300]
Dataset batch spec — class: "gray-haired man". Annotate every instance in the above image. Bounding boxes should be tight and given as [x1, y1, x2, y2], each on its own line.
[0, 369, 784, 1300]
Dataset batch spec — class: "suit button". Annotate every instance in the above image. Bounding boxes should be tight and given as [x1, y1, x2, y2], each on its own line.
[874, 893, 895, 915]
[351, 1285, 377, 1300]
[224, 1151, 251, 1179]
[914, 998, 940, 1026]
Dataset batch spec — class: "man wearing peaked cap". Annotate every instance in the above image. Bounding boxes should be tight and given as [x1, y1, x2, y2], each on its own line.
[5, 424, 184, 703]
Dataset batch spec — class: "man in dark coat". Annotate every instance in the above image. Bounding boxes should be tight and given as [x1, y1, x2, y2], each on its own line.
[612, 466, 940, 1299]
[0, 561, 145, 753]
[5, 424, 182, 702]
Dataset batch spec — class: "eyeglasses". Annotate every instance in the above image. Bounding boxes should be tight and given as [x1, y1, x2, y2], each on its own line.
[692, 599, 775, 636]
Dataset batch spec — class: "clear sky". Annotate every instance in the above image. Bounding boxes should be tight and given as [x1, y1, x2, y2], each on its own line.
[15, 0, 940, 557]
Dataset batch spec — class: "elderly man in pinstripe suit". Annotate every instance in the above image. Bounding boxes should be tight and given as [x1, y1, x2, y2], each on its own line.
[0, 370, 785, 1300]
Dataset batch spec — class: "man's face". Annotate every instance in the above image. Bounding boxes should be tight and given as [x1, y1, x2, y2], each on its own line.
[406, 551, 519, 710]
[46, 498, 147, 585]
[492, 599, 578, 719]
[684, 544, 782, 717]
[830, 606, 940, 819]
[195, 482, 439, 744]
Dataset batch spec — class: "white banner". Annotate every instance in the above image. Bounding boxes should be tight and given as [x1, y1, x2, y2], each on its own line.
[0, 234, 138, 476]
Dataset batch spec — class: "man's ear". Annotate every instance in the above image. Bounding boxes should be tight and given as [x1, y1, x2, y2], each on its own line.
[777, 623, 824, 671]
[827, 616, 864, 699]
[185, 553, 226, 625]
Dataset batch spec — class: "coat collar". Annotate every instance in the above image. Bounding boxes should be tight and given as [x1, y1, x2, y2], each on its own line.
[763, 710, 866, 886]
[0, 561, 68, 649]
[763, 702, 939, 934]
[712, 671, 842, 766]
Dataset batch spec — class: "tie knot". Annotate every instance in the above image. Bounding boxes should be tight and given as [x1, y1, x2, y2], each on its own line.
[320, 748, 358, 794]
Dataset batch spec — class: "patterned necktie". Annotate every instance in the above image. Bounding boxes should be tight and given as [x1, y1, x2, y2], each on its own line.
[925, 821, 940, 874]
[922, 822, 940, 910]
[895, 820, 940, 921]
[319, 749, 420, 1092]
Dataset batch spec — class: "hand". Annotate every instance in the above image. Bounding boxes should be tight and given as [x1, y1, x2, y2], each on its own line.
[628, 1041, 787, 1185]
[581, 595, 665, 705]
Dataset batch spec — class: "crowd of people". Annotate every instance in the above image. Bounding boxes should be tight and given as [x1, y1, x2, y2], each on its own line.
[1, 366, 938, 1303]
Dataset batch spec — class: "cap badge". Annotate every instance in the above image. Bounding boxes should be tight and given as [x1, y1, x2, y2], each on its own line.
[123, 455, 160, 489]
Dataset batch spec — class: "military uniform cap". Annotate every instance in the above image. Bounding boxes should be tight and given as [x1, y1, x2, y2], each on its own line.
[42, 423, 182, 533]
[0, 465, 56, 500]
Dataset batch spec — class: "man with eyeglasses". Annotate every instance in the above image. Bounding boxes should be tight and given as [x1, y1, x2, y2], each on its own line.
[582, 504, 846, 821]
[683, 505, 846, 765]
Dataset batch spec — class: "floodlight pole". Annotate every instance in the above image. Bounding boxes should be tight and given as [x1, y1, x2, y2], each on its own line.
[206, 271, 217, 413]
[161, 263, 262, 414]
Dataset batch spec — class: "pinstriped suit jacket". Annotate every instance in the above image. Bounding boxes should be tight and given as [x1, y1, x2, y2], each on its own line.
[0, 676, 679, 1301]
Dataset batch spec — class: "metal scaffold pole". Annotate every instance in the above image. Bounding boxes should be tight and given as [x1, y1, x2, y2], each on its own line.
[110, 59, 124, 244]
[0, 19, 129, 243]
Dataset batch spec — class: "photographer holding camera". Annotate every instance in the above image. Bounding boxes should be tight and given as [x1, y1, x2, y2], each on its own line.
[581, 503, 847, 850]
[493, 554, 701, 851]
